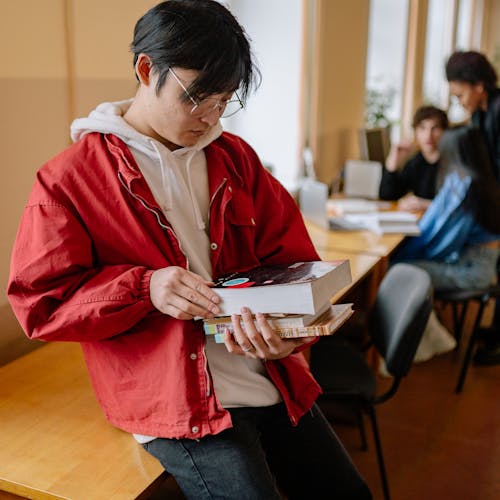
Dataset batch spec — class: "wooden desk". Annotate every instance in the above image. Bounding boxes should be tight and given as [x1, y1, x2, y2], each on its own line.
[318, 249, 382, 308]
[305, 220, 405, 259]
[0, 342, 166, 500]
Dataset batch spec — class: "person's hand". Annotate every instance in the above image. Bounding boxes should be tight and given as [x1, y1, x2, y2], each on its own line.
[222, 307, 315, 361]
[385, 140, 413, 172]
[397, 194, 431, 212]
[150, 266, 220, 320]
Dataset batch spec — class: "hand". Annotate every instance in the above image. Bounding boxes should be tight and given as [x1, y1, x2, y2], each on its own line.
[397, 194, 431, 212]
[385, 140, 413, 172]
[150, 266, 220, 320]
[222, 307, 315, 361]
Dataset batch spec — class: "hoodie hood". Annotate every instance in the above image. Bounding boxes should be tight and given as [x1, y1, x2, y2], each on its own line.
[70, 99, 222, 156]
[70, 99, 222, 240]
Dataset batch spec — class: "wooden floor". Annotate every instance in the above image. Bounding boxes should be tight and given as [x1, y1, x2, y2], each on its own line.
[334, 347, 500, 500]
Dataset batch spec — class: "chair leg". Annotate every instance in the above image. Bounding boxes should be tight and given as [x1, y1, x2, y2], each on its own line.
[455, 298, 487, 393]
[355, 405, 368, 451]
[366, 405, 391, 500]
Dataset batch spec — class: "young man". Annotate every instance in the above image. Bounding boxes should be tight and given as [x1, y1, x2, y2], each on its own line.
[446, 50, 500, 366]
[7, 1, 371, 498]
[379, 105, 448, 212]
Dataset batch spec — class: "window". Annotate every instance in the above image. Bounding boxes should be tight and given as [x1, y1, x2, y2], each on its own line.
[365, 0, 410, 140]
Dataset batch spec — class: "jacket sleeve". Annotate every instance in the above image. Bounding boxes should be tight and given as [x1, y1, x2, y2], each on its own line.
[7, 202, 156, 343]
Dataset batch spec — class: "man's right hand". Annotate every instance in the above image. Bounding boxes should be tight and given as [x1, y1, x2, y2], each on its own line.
[149, 267, 221, 320]
[385, 140, 413, 172]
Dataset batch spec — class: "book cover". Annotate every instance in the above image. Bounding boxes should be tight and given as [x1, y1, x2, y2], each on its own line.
[212, 260, 352, 316]
[207, 303, 354, 342]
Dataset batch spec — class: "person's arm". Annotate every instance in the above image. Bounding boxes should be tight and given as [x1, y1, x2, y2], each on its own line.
[379, 141, 414, 200]
[8, 202, 219, 343]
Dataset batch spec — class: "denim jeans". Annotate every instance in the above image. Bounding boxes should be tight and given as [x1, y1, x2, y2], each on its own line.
[409, 245, 499, 290]
[142, 403, 371, 500]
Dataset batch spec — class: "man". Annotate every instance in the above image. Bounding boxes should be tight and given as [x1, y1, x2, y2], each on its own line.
[379, 105, 448, 212]
[446, 50, 500, 366]
[7, 1, 371, 498]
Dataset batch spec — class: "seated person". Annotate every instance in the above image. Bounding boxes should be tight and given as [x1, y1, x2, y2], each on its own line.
[379, 105, 448, 212]
[392, 127, 500, 362]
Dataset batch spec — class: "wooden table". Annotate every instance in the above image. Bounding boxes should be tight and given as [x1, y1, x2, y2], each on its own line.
[317, 249, 382, 308]
[0, 342, 167, 500]
[305, 219, 405, 258]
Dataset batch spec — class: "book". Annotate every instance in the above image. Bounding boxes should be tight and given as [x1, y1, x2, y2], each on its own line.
[204, 301, 332, 333]
[205, 303, 354, 343]
[212, 260, 352, 316]
[339, 211, 421, 235]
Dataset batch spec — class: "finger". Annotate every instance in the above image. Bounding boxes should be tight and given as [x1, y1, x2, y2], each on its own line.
[162, 291, 218, 319]
[175, 282, 220, 315]
[230, 311, 261, 355]
[224, 325, 257, 357]
[182, 271, 221, 305]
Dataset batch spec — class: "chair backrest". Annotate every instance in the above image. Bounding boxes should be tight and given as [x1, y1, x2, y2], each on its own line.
[369, 263, 432, 378]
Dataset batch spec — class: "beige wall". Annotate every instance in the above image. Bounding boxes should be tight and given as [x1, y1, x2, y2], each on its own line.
[0, 0, 153, 356]
[307, 0, 370, 186]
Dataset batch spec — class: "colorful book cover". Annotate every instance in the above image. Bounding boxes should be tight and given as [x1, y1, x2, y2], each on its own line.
[212, 260, 351, 316]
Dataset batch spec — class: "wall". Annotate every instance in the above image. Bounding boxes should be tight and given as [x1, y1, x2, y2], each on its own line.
[308, 0, 370, 187]
[222, 0, 304, 190]
[0, 0, 153, 361]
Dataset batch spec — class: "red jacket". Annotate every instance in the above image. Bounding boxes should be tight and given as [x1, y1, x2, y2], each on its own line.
[8, 132, 322, 438]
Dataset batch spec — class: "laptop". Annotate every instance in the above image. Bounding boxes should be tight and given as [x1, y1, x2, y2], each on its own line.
[299, 178, 369, 231]
[343, 159, 383, 199]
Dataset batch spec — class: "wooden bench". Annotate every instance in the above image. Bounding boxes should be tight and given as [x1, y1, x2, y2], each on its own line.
[0, 342, 167, 500]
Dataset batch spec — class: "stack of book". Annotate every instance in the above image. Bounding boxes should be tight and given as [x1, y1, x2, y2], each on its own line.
[204, 260, 353, 341]
[204, 303, 354, 343]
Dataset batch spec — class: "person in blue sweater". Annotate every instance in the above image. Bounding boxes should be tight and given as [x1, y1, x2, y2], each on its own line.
[446, 51, 500, 364]
[393, 126, 500, 361]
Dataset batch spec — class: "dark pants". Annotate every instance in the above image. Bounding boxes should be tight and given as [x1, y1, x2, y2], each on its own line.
[142, 403, 372, 500]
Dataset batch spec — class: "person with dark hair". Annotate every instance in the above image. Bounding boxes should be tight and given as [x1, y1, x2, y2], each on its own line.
[446, 50, 500, 365]
[7, 1, 371, 498]
[446, 50, 500, 181]
[379, 105, 449, 212]
[392, 127, 500, 362]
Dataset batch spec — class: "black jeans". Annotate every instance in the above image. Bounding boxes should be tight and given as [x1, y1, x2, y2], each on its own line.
[142, 403, 372, 500]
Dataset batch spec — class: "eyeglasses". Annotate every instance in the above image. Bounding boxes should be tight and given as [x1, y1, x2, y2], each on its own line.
[168, 67, 244, 118]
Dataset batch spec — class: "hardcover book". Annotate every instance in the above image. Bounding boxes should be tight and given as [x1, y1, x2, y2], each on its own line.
[212, 260, 352, 316]
[206, 303, 354, 342]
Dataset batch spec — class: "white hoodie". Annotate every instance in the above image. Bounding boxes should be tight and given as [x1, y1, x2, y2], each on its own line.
[71, 99, 218, 282]
[71, 101, 281, 441]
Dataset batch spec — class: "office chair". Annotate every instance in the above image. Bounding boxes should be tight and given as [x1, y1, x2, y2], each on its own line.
[310, 263, 432, 500]
[434, 282, 500, 393]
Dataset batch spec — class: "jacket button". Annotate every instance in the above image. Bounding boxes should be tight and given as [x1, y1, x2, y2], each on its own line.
[190, 353, 197, 360]
[191, 426, 199, 434]
[210, 242, 218, 251]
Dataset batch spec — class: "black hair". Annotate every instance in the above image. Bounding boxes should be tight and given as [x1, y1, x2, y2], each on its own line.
[438, 127, 500, 234]
[130, 0, 260, 101]
[445, 51, 498, 92]
[412, 105, 448, 130]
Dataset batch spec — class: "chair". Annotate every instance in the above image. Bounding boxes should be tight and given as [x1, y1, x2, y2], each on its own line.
[434, 282, 500, 393]
[310, 263, 432, 500]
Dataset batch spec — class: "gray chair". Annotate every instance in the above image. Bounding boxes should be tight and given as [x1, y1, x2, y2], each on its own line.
[310, 263, 432, 500]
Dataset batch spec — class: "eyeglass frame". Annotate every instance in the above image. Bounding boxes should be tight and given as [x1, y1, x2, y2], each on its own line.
[168, 67, 244, 118]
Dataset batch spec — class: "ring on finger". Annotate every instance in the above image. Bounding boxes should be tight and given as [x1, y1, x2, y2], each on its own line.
[240, 344, 254, 352]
